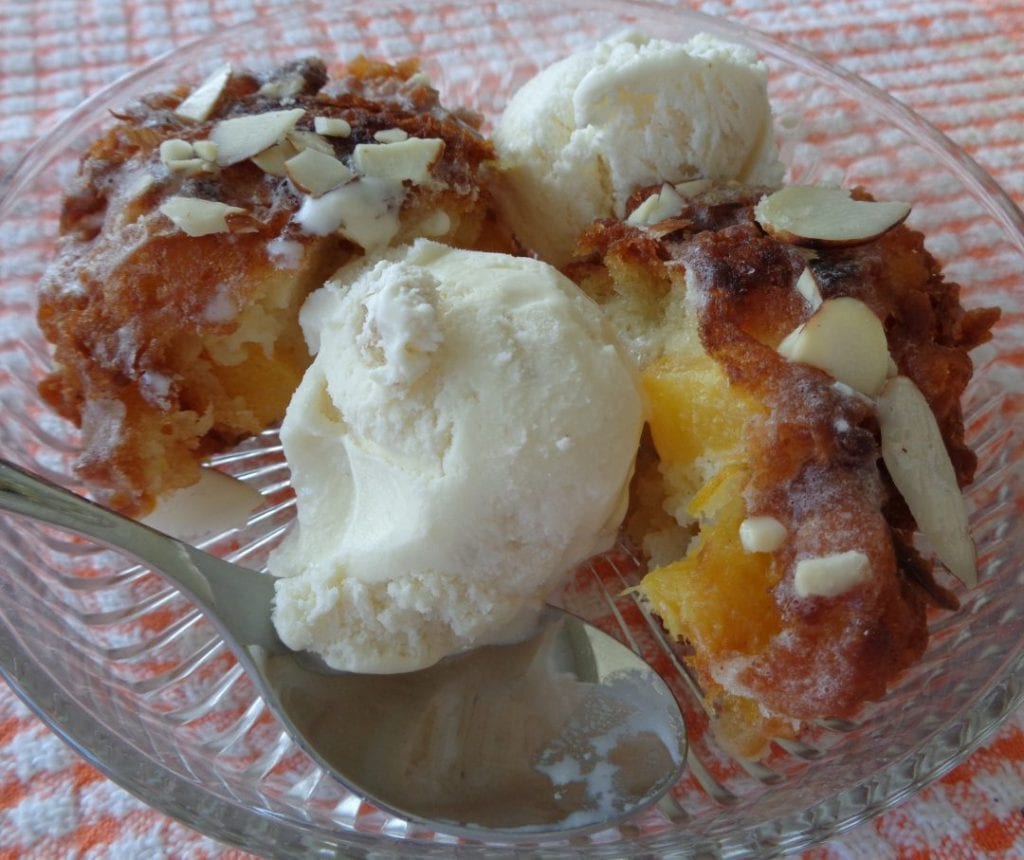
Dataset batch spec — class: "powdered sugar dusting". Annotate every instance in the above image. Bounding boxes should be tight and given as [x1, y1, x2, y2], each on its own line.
[203, 283, 236, 323]
[266, 237, 304, 269]
[139, 370, 173, 408]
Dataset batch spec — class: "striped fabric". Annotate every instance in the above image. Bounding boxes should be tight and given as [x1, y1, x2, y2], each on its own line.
[0, 1, 1022, 857]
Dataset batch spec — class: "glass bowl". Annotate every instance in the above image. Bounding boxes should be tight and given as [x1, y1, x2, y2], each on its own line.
[1, 1, 1022, 856]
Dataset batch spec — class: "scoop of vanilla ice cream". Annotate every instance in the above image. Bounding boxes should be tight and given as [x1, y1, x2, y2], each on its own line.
[269, 239, 644, 673]
[493, 31, 784, 265]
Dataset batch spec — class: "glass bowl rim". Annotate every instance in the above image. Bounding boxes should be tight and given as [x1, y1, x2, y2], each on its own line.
[1, 1, 1023, 856]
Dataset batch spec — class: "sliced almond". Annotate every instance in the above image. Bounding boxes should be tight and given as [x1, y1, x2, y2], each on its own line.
[175, 64, 231, 123]
[627, 183, 685, 227]
[314, 116, 352, 137]
[353, 137, 444, 185]
[192, 139, 218, 162]
[285, 148, 354, 197]
[165, 157, 213, 177]
[877, 376, 976, 587]
[739, 516, 787, 554]
[250, 140, 299, 176]
[210, 108, 306, 167]
[674, 178, 713, 197]
[646, 218, 692, 240]
[258, 74, 306, 101]
[159, 196, 248, 237]
[795, 267, 823, 311]
[794, 550, 871, 598]
[142, 468, 263, 541]
[755, 185, 911, 247]
[374, 127, 409, 143]
[159, 139, 194, 164]
[286, 130, 335, 156]
[777, 297, 891, 395]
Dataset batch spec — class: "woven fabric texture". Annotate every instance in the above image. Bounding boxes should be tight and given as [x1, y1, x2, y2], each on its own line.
[0, 1, 1022, 857]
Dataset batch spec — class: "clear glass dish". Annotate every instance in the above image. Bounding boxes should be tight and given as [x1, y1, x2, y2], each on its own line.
[0, 1, 1022, 856]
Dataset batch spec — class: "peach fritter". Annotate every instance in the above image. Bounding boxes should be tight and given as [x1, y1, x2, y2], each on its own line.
[37, 57, 497, 515]
[567, 182, 999, 756]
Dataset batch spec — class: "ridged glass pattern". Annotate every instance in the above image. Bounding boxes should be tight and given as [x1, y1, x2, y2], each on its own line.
[0, 2, 1022, 856]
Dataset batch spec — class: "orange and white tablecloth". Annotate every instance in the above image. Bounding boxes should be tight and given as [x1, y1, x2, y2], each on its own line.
[0, 1, 1022, 857]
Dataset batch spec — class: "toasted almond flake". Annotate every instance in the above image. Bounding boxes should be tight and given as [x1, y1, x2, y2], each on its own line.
[258, 74, 306, 100]
[287, 130, 335, 156]
[250, 140, 299, 177]
[795, 267, 823, 310]
[285, 148, 354, 197]
[159, 139, 194, 164]
[165, 157, 213, 176]
[313, 116, 352, 137]
[192, 140, 218, 162]
[739, 516, 787, 554]
[755, 185, 911, 247]
[794, 550, 871, 598]
[877, 376, 976, 587]
[627, 183, 685, 227]
[374, 127, 409, 143]
[647, 218, 692, 240]
[353, 137, 444, 185]
[229, 216, 262, 234]
[777, 297, 891, 395]
[142, 468, 263, 540]
[211, 108, 306, 167]
[674, 178, 713, 197]
[175, 64, 231, 123]
[159, 196, 248, 237]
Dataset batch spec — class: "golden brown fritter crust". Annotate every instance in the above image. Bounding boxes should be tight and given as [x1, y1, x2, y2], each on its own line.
[569, 181, 998, 739]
